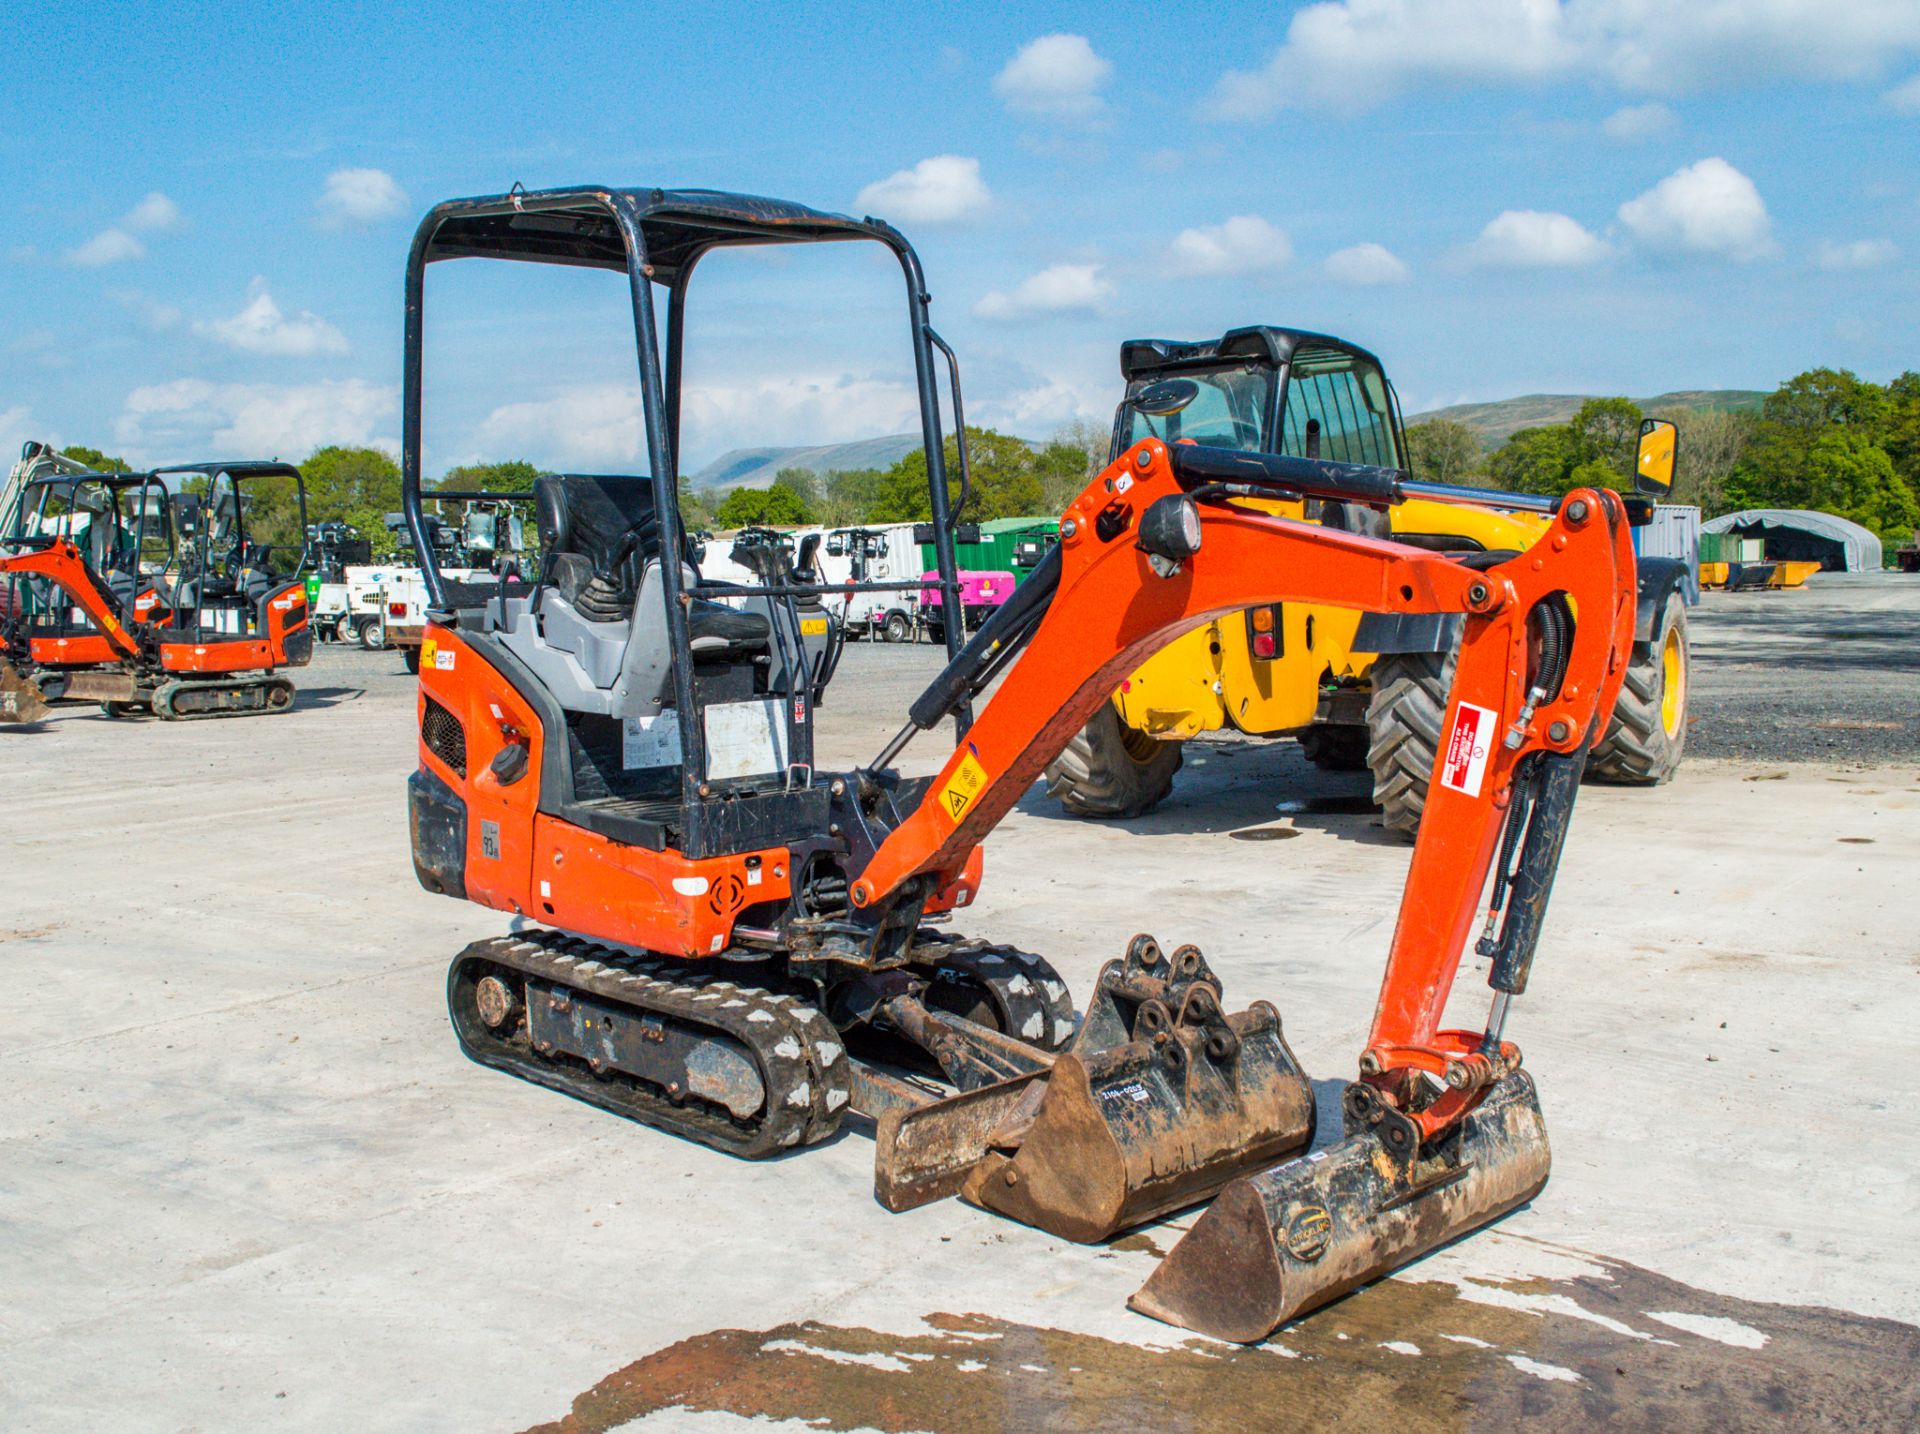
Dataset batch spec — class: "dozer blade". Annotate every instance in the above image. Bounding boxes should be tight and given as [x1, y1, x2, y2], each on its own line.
[873, 935, 1316, 1245]
[1129, 1070, 1550, 1343]
[0, 660, 51, 724]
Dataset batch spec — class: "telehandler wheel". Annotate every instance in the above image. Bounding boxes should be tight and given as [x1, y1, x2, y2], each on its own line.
[1364, 648, 1457, 841]
[1045, 700, 1183, 818]
[403, 646, 422, 675]
[1298, 723, 1369, 772]
[1588, 600, 1689, 785]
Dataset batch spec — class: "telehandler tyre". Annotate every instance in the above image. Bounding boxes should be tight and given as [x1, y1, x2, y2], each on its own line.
[1298, 724, 1369, 772]
[1587, 600, 1689, 784]
[1364, 649, 1455, 840]
[1366, 602, 1691, 838]
[1044, 700, 1183, 818]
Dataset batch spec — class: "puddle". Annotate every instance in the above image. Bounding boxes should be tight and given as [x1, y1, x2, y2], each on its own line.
[1229, 826, 1301, 842]
[525, 1255, 1919, 1433]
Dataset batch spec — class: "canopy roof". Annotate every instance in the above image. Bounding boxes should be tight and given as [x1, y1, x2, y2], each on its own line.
[1702, 509, 1883, 571]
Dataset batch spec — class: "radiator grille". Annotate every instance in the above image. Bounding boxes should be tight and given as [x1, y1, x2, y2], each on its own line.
[422, 695, 467, 778]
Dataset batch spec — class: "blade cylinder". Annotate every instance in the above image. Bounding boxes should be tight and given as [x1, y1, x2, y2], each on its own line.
[1130, 1071, 1550, 1343]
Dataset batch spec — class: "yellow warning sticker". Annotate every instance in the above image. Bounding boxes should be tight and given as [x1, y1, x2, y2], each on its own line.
[421, 637, 437, 671]
[939, 751, 990, 824]
[800, 617, 828, 636]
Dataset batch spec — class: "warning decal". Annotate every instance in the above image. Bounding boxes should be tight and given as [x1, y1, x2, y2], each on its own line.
[939, 751, 991, 824]
[1439, 701, 1496, 798]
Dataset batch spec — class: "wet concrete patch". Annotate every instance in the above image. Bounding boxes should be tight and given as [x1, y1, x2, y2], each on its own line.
[526, 1255, 1919, 1433]
[1229, 825, 1302, 842]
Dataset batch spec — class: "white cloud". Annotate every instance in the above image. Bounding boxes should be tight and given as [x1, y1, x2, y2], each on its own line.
[11, 330, 67, 370]
[315, 167, 408, 229]
[66, 229, 145, 267]
[994, 34, 1112, 119]
[1601, 101, 1675, 140]
[108, 289, 183, 333]
[195, 278, 349, 357]
[974, 263, 1113, 320]
[1815, 238, 1898, 271]
[123, 192, 183, 233]
[855, 155, 991, 226]
[1889, 73, 1920, 111]
[1205, 1, 1920, 116]
[0, 406, 36, 460]
[1167, 216, 1293, 277]
[115, 379, 396, 460]
[1463, 210, 1611, 268]
[1325, 242, 1411, 284]
[1617, 157, 1775, 260]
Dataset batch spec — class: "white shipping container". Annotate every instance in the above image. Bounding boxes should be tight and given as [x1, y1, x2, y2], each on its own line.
[1632, 503, 1702, 603]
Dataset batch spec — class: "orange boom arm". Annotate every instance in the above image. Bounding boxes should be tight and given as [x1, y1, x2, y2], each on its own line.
[0, 539, 143, 660]
[853, 438, 1635, 1131]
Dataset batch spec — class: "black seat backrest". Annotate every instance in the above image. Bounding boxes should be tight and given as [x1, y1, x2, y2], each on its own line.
[535, 474, 664, 618]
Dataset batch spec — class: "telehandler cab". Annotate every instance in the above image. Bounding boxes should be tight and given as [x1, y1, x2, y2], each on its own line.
[1045, 328, 1692, 834]
[405, 185, 1662, 1339]
[0, 459, 313, 721]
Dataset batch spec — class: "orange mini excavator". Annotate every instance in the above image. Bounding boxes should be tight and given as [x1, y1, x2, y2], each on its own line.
[404, 186, 1667, 1339]
[0, 459, 313, 721]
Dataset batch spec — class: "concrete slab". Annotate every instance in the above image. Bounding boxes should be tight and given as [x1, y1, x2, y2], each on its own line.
[2, 635, 1916, 1431]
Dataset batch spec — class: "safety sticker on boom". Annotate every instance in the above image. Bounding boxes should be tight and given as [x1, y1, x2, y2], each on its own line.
[1440, 700, 1495, 798]
[940, 751, 990, 823]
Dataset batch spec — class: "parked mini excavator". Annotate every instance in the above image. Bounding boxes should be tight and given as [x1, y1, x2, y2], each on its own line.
[1, 463, 178, 721]
[405, 185, 1663, 1340]
[0, 459, 313, 721]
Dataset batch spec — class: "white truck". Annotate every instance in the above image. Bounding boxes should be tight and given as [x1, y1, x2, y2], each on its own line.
[815, 522, 924, 641]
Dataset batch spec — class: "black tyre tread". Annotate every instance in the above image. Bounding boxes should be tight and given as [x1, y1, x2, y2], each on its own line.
[1588, 604, 1687, 785]
[1365, 650, 1456, 842]
[1043, 700, 1182, 819]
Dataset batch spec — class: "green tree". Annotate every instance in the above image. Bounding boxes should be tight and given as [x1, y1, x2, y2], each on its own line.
[1732, 368, 1894, 511]
[1486, 425, 1574, 497]
[60, 445, 131, 473]
[1727, 431, 1917, 547]
[712, 476, 815, 529]
[771, 467, 820, 511]
[869, 427, 1045, 523]
[299, 445, 405, 555]
[435, 460, 540, 493]
[1566, 397, 1644, 485]
[818, 468, 886, 525]
[1404, 420, 1483, 486]
[1651, 406, 1752, 513]
[1041, 418, 1107, 511]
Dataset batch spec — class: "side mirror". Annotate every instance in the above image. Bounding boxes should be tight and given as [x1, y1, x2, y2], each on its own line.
[1634, 419, 1677, 497]
[1130, 378, 1200, 418]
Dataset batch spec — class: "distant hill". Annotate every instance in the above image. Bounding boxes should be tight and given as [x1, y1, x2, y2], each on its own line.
[688, 433, 925, 492]
[1408, 390, 1767, 447]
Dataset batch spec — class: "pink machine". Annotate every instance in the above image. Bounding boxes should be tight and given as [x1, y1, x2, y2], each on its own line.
[917, 569, 1016, 642]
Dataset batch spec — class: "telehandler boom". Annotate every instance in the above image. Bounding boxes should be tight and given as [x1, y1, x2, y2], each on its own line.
[404, 185, 1660, 1339]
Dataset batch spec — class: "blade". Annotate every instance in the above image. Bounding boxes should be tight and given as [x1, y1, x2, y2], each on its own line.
[1129, 1071, 1551, 1343]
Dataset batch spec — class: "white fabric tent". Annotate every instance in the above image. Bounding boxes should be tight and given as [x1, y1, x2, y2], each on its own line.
[1701, 509, 1884, 571]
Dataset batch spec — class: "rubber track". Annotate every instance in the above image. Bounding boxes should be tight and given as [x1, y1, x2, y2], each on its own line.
[909, 933, 1078, 1053]
[154, 675, 296, 720]
[1043, 701, 1182, 819]
[449, 928, 851, 1159]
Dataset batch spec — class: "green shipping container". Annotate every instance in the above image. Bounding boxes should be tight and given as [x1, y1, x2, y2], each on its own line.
[916, 515, 1060, 585]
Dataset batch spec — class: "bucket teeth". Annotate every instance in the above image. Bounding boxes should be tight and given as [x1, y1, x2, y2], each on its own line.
[871, 934, 1316, 1244]
[1129, 1071, 1552, 1343]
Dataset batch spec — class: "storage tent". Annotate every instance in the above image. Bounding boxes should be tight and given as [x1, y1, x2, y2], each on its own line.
[1700, 509, 1883, 572]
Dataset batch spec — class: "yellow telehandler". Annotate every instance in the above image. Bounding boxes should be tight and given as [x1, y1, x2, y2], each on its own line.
[1044, 328, 1691, 835]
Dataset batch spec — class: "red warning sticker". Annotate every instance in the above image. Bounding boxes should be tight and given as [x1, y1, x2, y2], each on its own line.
[1440, 701, 1496, 798]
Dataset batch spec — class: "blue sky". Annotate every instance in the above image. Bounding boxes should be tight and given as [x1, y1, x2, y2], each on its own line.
[5, 0, 1918, 475]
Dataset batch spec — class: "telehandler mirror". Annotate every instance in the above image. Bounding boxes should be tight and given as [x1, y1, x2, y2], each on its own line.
[1131, 378, 1200, 418]
[1634, 419, 1677, 497]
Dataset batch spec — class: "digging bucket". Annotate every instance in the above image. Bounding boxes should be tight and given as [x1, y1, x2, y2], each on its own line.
[0, 660, 50, 724]
[925, 935, 1317, 1244]
[1130, 1069, 1550, 1343]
